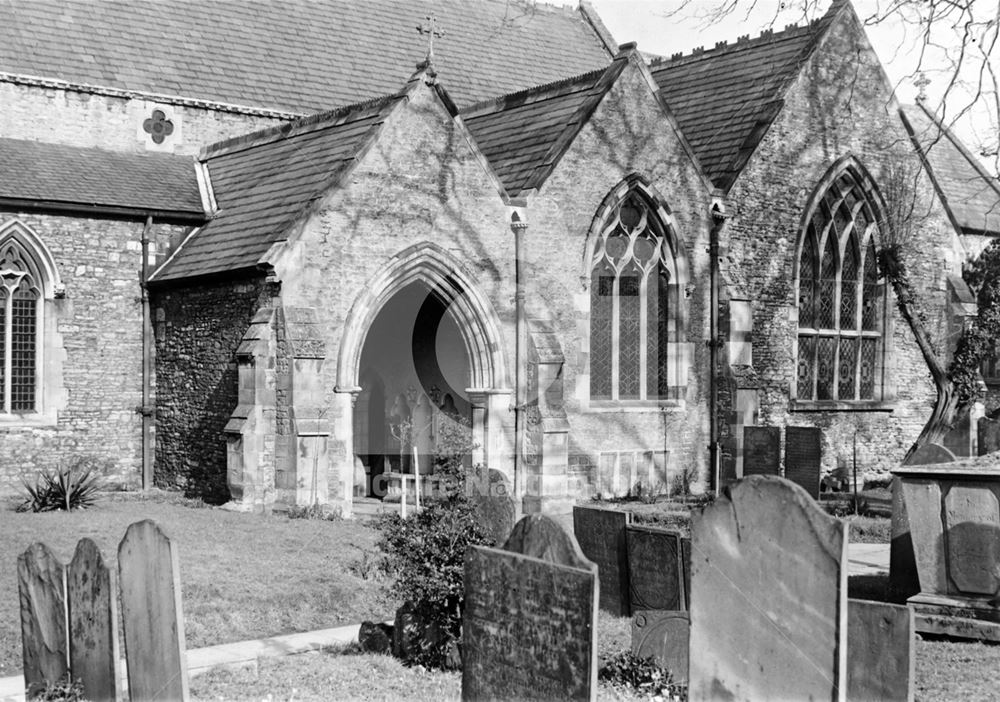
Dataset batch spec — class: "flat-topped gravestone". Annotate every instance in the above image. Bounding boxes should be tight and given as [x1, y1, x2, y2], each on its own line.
[18, 543, 68, 696]
[742, 426, 780, 476]
[631, 610, 689, 683]
[688, 475, 848, 702]
[68, 539, 121, 702]
[785, 426, 822, 498]
[848, 600, 914, 702]
[573, 506, 631, 616]
[978, 417, 1000, 456]
[118, 520, 190, 702]
[462, 515, 598, 701]
[627, 525, 686, 613]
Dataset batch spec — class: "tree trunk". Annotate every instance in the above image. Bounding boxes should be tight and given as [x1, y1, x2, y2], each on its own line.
[884, 258, 962, 464]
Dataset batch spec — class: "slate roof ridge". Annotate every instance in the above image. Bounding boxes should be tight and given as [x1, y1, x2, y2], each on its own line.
[578, 0, 619, 56]
[460, 66, 611, 118]
[911, 101, 1000, 199]
[199, 93, 402, 161]
[650, 19, 819, 68]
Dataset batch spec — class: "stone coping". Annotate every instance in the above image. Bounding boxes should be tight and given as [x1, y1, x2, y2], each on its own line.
[891, 463, 1000, 479]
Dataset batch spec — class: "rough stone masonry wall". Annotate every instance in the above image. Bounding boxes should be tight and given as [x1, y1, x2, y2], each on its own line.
[528, 63, 715, 494]
[0, 210, 183, 494]
[151, 276, 272, 502]
[0, 81, 286, 155]
[722, 9, 959, 477]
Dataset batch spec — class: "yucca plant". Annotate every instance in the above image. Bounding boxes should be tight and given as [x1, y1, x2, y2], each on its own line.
[17, 464, 103, 512]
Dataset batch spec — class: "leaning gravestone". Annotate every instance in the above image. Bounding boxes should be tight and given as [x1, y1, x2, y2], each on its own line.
[626, 525, 687, 612]
[573, 505, 631, 615]
[847, 600, 914, 702]
[631, 610, 689, 683]
[17, 543, 68, 697]
[785, 426, 822, 498]
[68, 539, 120, 702]
[742, 426, 780, 476]
[688, 475, 848, 701]
[462, 515, 598, 701]
[118, 520, 190, 702]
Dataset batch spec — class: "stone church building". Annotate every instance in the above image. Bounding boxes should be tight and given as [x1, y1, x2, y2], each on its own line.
[1, 0, 997, 515]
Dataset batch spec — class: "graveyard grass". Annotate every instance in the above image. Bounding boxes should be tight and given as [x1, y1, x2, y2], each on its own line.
[0, 490, 393, 678]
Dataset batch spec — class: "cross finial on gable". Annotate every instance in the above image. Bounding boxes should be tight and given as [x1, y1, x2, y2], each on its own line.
[914, 73, 930, 102]
[416, 14, 445, 63]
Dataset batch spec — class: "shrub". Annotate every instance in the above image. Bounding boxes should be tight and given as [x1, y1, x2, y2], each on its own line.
[376, 415, 494, 669]
[599, 650, 686, 700]
[17, 463, 103, 513]
[286, 502, 342, 521]
[26, 674, 84, 701]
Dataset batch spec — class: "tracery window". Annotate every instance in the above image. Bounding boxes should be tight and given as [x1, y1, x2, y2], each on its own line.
[796, 168, 884, 403]
[590, 188, 677, 401]
[0, 238, 42, 414]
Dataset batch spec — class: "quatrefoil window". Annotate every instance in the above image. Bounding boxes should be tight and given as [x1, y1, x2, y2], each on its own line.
[143, 109, 175, 144]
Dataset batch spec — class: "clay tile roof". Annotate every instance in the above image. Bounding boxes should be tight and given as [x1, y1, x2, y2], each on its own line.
[0, 0, 612, 112]
[461, 57, 628, 197]
[0, 137, 202, 218]
[902, 102, 1000, 236]
[153, 94, 402, 282]
[649, 2, 843, 190]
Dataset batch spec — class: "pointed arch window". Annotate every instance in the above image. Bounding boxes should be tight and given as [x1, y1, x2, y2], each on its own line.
[796, 168, 885, 403]
[589, 185, 680, 402]
[0, 239, 42, 413]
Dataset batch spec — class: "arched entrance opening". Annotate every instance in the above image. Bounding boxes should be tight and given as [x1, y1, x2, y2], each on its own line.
[354, 280, 474, 498]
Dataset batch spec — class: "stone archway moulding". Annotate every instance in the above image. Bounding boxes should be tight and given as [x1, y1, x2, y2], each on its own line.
[337, 241, 511, 394]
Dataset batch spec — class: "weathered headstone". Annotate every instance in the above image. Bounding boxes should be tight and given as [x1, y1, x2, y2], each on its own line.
[462, 515, 598, 701]
[908, 442, 956, 466]
[118, 520, 190, 702]
[978, 416, 1000, 456]
[742, 426, 780, 476]
[68, 539, 120, 702]
[785, 426, 822, 498]
[627, 525, 686, 613]
[688, 475, 848, 702]
[18, 543, 68, 696]
[573, 506, 631, 616]
[469, 465, 516, 545]
[847, 600, 914, 702]
[631, 610, 689, 683]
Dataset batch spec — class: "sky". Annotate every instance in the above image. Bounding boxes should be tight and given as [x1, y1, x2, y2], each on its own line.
[586, 0, 999, 173]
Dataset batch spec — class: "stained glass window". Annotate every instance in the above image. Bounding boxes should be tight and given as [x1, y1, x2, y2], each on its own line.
[590, 189, 676, 401]
[0, 240, 41, 414]
[796, 167, 884, 402]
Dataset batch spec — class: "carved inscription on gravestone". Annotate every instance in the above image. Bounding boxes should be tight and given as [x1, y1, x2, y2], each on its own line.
[785, 426, 822, 498]
[632, 610, 689, 683]
[463, 515, 598, 701]
[573, 506, 631, 616]
[743, 426, 780, 476]
[627, 525, 686, 613]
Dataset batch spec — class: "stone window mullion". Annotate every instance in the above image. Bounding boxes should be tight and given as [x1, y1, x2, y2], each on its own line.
[3, 292, 11, 414]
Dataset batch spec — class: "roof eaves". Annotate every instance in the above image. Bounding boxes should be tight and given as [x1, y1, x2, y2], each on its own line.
[516, 50, 632, 196]
[0, 196, 205, 224]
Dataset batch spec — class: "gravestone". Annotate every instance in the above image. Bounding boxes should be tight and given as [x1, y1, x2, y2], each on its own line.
[847, 600, 914, 702]
[462, 515, 598, 701]
[908, 442, 956, 465]
[68, 539, 120, 702]
[688, 475, 848, 702]
[118, 520, 190, 702]
[785, 426, 822, 498]
[469, 465, 516, 545]
[742, 426, 780, 476]
[978, 416, 1000, 455]
[573, 506, 631, 615]
[626, 525, 686, 613]
[17, 543, 68, 696]
[631, 610, 689, 683]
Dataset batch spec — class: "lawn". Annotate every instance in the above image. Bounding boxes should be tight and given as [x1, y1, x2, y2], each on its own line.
[0, 491, 394, 678]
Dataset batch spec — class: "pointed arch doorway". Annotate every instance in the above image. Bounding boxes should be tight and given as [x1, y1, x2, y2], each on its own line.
[337, 243, 512, 511]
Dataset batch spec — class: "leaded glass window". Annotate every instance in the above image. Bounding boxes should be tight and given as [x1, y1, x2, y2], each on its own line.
[796, 168, 884, 402]
[590, 190, 676, 401]
[0, 240, 40, 414]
